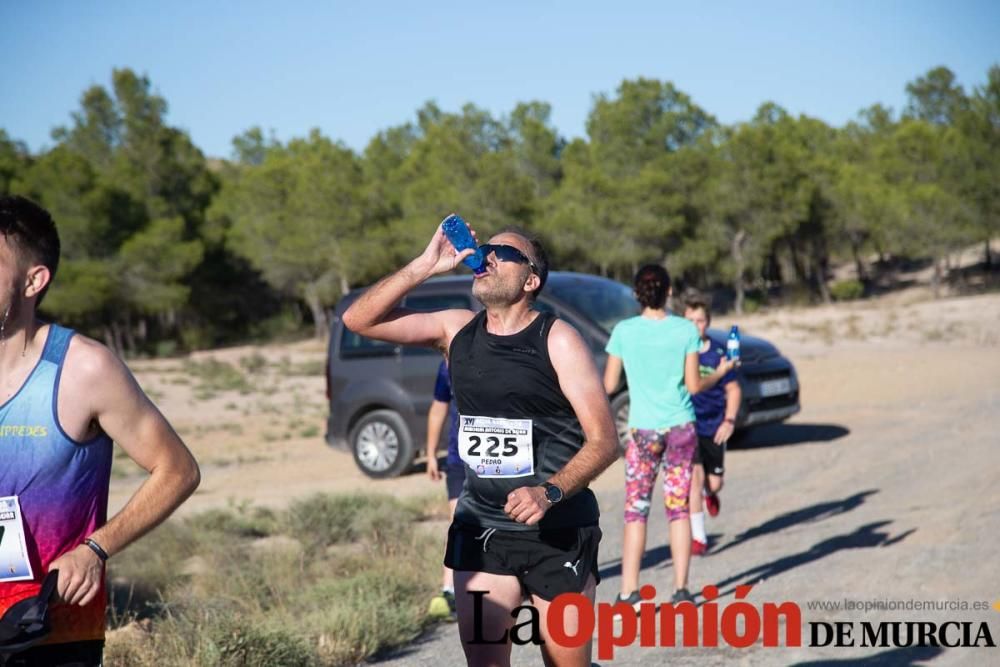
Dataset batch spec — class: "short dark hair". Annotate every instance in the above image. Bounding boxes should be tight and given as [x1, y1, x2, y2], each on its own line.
[682, 290, 712, 319]
[0, 195, 61, 305]
[633, 264, 670, 309]
[498, 226, 549, 299]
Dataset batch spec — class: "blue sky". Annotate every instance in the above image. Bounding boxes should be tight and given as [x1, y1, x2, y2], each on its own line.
[2, 1, 998, 159]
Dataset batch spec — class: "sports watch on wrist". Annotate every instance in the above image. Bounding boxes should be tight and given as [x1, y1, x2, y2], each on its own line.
[541, 482, 564, 504]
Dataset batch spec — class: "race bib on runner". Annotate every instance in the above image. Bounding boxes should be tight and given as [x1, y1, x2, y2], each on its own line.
[458, 415, 534, 478]
[0, 496, 34, 582]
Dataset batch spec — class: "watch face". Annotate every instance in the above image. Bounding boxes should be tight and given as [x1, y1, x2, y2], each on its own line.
[545, 484, 562, 503]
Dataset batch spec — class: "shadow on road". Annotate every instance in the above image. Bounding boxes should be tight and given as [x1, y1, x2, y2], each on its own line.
[598, 544, 672, 580]
[711, 489, 879, 557]
[597, 532, 725, 580]
[789, 645, 944, 665]
[714, 520, 916, 594]
[735, 423, 850, 449]
[373, 625, 450, 664]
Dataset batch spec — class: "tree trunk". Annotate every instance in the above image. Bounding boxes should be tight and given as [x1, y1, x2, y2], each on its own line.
[850, 240, 867, 283]
[731, 230, 747, 315]
[787, 237, 809, 286]
[812, 238, 832, 305]
[304, 284, 329, 339]
[109, 321, 125, 356]
[986, 239, 992, 269]
[123, 318, 137, 354]
[932, 256, 943, 299]
[815, 269, 832, 304]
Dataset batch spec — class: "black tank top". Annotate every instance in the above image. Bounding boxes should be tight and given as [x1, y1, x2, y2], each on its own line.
[448, 310, 600, 531]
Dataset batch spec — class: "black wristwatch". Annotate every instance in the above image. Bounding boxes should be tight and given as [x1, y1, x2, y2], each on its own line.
[541, 482, 564, 505]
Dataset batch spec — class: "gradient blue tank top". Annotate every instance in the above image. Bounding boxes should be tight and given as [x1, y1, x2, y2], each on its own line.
[0, 324, 113, 644]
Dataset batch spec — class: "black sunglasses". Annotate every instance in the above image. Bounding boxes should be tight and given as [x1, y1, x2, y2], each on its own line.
[479, 243, 537, 272]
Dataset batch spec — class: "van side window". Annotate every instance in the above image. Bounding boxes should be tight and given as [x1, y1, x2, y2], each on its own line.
[404, 294, 472, 312]
[339, 327, 397, 359]
[402, 293, 472, 356]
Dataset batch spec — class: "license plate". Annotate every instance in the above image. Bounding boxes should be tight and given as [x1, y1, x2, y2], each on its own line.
[759, 378, 791, 397]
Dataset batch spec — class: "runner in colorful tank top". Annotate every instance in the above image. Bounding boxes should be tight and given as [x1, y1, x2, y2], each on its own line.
[0, 196, 200, 666]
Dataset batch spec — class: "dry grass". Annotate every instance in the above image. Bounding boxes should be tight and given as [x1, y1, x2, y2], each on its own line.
[104, 493, 446, 666]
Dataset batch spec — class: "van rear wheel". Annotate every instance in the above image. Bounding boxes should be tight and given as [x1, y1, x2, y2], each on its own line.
[350, 409, 415, 479]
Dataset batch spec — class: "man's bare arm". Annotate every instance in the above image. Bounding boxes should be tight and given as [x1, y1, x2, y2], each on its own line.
[342, 223, 476, 350]
[425, 399, 449, 480]
[87, 349, 200, 556]
[695, 356, 738, 394]
[546, 321, 620, 494]
[49, 338, 200, 605]
[714, 379, 743, 444]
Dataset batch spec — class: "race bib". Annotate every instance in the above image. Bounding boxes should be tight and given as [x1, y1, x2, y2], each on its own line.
[0, 496, 34, 582]
[458, 415, 534, 478]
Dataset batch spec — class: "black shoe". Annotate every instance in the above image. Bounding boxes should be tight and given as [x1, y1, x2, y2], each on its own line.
[614, 591, 643, 612]
[671, 588, 696, 605]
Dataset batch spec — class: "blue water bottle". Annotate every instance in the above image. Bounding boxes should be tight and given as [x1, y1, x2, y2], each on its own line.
[441, 214, 486, 274]
[726, 325, 741, 361]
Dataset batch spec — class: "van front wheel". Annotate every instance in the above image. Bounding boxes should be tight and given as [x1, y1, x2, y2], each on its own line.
[350, 409, 415, 479]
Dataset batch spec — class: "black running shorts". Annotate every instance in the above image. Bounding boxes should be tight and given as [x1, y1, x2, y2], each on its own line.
[444, 522, 602, 601]
[692, 435, 726, 476]
[4, 640, 104, 667]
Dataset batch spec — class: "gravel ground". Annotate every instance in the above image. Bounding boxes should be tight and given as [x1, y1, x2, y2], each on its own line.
[373, 324, 1000, 666]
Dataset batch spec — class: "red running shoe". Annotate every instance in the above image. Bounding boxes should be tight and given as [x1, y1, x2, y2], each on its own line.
[691, 539, 708, 556]
[705, 492, 720, 517]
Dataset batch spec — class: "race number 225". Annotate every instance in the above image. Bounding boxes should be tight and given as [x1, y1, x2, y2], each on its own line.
[467, 435, 517, 457]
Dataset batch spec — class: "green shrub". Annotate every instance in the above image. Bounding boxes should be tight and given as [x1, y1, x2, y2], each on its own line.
[285, 493, 423, 551]
[183, 358, 253, 394]
[211, 616, 319, 666]
[186, 505, 279, 538]
[239, 352, 268, 374]
[108, 522, 199, 596]
[104, 494, 445, 666]
[830, 278, 865, 301]
[154, 340, 179, 358]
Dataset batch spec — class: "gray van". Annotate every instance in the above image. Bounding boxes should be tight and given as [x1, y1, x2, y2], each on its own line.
[325, 272, 800, 478]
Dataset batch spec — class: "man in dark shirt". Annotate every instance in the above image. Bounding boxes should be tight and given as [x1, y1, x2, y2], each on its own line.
[425, 358, 462, 620]
[343, 218, 618, 667]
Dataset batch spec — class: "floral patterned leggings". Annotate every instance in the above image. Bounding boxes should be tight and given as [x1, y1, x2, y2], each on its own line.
[623, 422, 697, 523]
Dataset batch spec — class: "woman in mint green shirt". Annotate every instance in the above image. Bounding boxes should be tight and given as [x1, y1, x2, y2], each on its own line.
[603, 265, 731, 607]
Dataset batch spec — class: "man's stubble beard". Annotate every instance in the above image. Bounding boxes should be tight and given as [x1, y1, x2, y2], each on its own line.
[472, 271, 529, 309]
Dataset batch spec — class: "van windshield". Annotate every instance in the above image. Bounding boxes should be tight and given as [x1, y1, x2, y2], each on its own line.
[545, 275, 639, 334]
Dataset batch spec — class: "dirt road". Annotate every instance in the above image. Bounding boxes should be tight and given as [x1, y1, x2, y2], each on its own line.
[111, 291, 1000, 665]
